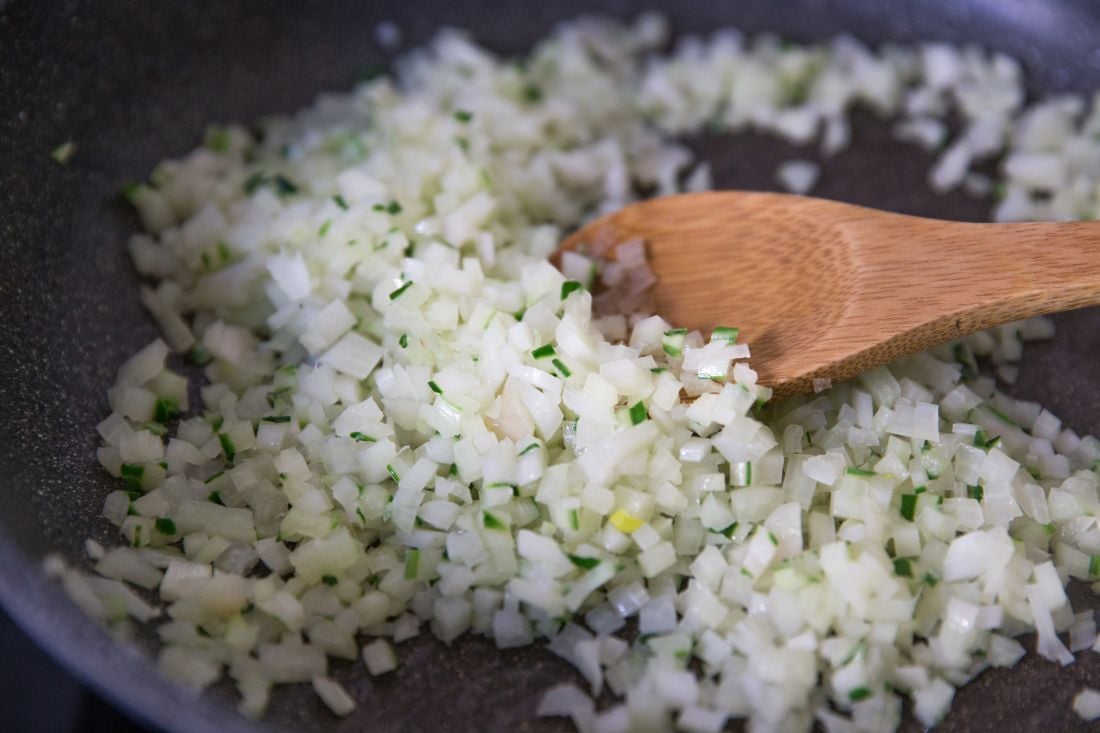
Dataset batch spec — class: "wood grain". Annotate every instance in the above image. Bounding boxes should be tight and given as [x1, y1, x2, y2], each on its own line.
[560, 191, 1100, 397]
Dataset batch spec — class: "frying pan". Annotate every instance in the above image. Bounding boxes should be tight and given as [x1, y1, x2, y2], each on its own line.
[3, 1, 1100, 730]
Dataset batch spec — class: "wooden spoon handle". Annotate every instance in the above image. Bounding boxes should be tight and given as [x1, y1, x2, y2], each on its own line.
[846, 217, 1100, 351]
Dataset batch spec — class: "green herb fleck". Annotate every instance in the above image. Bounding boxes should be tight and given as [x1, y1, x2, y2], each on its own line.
[454, 110, 473, 123]
[154, 517, 176, 535]
[319, 219, 332, 237]
[333, 194, 349, 211]
[218, 433, 236, 462]
[714, 522, 737, 539]
[120, 463, 144, 491]
[208, 490, 223, 505]
[404, 548, 421, 579]
[988, 406, 1018, 427]
[523, 84, 542, 103]
[205, 127, 231, 153]
[568, 554, 600, 570]
[560, 280, 583, 300]
[893, 558, 913, 577]
[389, 281, 413, 301]
[628, 401, 647, 425]
[551, 358, 572, 377]
[924, 573, 939, 587]
[848, 687, 872, 702]
[274, 175, 298, 196]
[399, 333, 409, 348]
[51, 141, 77, 165]
[153, 397, 180, 424]
[711, 326, 740, 343]
[187, 345, 213, 366]
[900, 494, 917, 522]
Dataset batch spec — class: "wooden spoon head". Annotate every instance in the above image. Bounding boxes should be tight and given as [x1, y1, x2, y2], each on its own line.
[559, 191, 864, 397]
[561, 191, 1100, 398]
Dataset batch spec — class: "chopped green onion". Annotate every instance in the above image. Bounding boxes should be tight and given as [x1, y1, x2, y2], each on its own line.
[389, 281, 413, 300]
[218, 433, 236, 462]
[205, 128, 231, 152]
[662, 328, 687, 357]
[568, 554, 601, 570]
[967, 484, 984, 501]
[532, 344, 556, 359]
[924, 573, 939, 587]
[519, 442, 540, 456]
[714, 523, 737, 538]
[154, 517, 176, 535]
[208, 490, 223, 505]
[900, 494, 917, 522]
[848, 687, 872, 702]
[399, 333, 409, 348]
[767, 531, 778, 546]
[153, 397, 180, 424]
[120, 463, 144, 491]
[262, 415, 291, 423]
[454, 110, 473, 123]
[988, 406, 1018, 427]
[568, 508, 580, 531]
[386, 464, 401, 483]
[349, 432, 376, 443]
[274, 175, 298, 196]
[846, 467, 875, 477]
[333, 194, 349, 210]
[483, 511, 506, 530]
[711, 326, 740, 343]
[523, 84, 542, 103]
[187, 345, 213, 366]
[551, 358, 572, 377]
[650, 367, 667, 374]
[628, 401, 647, 425]
[51, 141, 77, 165]
[404, 548, 421, 579]
[319, 219, 332, 237]
[428, 381, 443, 394]
[893, 558, 913, 577]
[1090, 556, 1100, 578]
[322, 575, 339, 587]
[560, 280, 583, 300]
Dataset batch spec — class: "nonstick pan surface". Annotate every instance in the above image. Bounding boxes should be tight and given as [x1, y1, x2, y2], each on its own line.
[3, 1, 1100, 731]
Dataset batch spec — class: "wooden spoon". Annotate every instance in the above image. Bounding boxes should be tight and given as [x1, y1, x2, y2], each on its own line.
[559, 191, 1100, 398]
